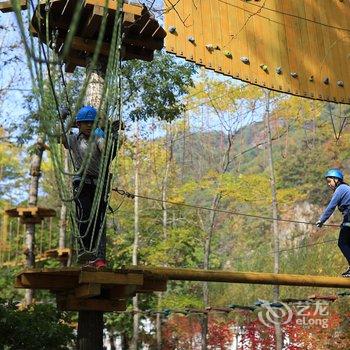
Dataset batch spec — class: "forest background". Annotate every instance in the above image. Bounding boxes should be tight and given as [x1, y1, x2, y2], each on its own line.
[1, 9, 350, 350]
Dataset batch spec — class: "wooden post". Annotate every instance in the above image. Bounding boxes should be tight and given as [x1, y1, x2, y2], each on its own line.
[77, 311, 104, 350]
[25, 137, 46, 306]
[1, 206, 8, 265]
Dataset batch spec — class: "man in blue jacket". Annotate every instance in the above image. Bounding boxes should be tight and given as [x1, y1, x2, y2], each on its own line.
[316, 168, 350, 277]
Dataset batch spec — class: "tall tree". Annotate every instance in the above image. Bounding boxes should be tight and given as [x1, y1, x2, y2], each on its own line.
[25, 137, 47, 305]
[264, 90, 282, 349]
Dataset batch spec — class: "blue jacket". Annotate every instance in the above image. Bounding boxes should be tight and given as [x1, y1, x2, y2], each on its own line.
[319, 184, 350, 223]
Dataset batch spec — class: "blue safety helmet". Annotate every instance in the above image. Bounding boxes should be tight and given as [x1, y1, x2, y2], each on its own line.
[324, 168, 344, 181]
[75, 106, 97, 122]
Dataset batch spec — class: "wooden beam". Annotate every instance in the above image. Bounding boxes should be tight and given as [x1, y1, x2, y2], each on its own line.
[57, 295, 127, 312]
[79, 271, 144, 285]
[122, 3, 146, 17]
[85, 0, 118, 11]
[122, 36, 163, 51]
[71, 36, 110, 56]
[132, 267, 350, 289]
[5, 207, 56, 219]
[121, 45, 154, 62]
[75, 283, 101, 299]
[108, 285, 138, 299]
[0, 0, 27, 12]
[81, 4, 105, 38]
[137, 278, 167, 293]
[18, 273, 77, 289]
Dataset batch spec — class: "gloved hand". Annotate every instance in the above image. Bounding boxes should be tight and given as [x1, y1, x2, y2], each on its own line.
[316, 220, 323, 228]
[60, 107, 70, 120]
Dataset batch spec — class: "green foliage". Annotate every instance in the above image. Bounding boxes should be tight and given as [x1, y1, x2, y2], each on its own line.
[160, 293, 203, 310]
[0, 268, 22, 300]
[0, 300, 74, 349]
[122, 52, 197, 121]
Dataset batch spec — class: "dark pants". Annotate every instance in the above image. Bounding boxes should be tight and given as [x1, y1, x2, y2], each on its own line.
[338, 226, 350, 265]
[73, 180, 108, 260]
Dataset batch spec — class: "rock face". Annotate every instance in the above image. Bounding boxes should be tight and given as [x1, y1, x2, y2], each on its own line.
[279, 201, 323, 248]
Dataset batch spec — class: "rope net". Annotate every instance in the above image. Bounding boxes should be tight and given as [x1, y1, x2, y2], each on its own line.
[6, 0, 125, 260]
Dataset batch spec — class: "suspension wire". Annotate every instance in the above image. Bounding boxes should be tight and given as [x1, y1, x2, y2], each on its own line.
[112, 188, 338, 227]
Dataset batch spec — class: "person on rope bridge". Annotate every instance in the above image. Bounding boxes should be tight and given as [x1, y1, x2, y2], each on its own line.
[62, 105, 122, 269]
[316, 168, 350, 277]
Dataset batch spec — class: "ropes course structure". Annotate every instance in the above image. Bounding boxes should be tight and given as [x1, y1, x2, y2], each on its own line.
[0, 0, 166, 265]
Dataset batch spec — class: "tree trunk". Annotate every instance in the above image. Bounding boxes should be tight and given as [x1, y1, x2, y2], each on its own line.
[156, 126, 174, 350]
[201, 194, 220, 350]
[1, 205, 9, 265]
[25, 138, 46, 306]
[200, 127, 233, 350]
[109, 332, 116, 350]
[264, 90, 283, 350]
[121, 332, 129, 350]
[131, 122, 140, 350]
[77, 311, 104, 350]
[77, 57, 106, 350]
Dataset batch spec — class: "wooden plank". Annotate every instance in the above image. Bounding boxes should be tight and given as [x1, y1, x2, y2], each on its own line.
[0, 0, 27, 12]
[122, 2, 146, 17]
[322, 0, 340, 102]
[19, 267, 81, 275]
[121, 45, 154, 62]
[57, 295, 126, 312]
[164, 0, 177, 54]
[137, 278, 167, 293]
[191, 0, 205, 66]
[85, 0, 117, 11]
[311, 0, 328, 101]
[75, 283, 101, 298]
[108, 285, 138, 299]
[210, 0, 223, 73]
[181, 0, 195, 62]
[218, 0, 231, 75]
[271, 0, 291, 93]
[247, 0, 263, 87]
[6, 207, 56, 218]
[226, 0, 242, 80]
[14, 275, 24, 288]
[280, 1, 301, 95]
[139, 19, 158, 37]
[79, 271, 144, 285]
[122, 36, 163, 51]
[297, 0, 314, 98]
[151, 25, 166, 40]
[200, 0, 215, 69]
[330, 0, 349, 103]
[20, 274, 77, 289]
[173, 0, 186, 58]
[70, 36, 110, 56]
[81, 4, 105, 38]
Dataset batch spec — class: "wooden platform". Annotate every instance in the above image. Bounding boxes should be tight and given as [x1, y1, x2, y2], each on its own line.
[44, 248, 71, 260]
[1, 248, 71, 267]
[0, 0, 166, 72]
[5, 207, 56, 224]
[15, 267, 168, 312]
